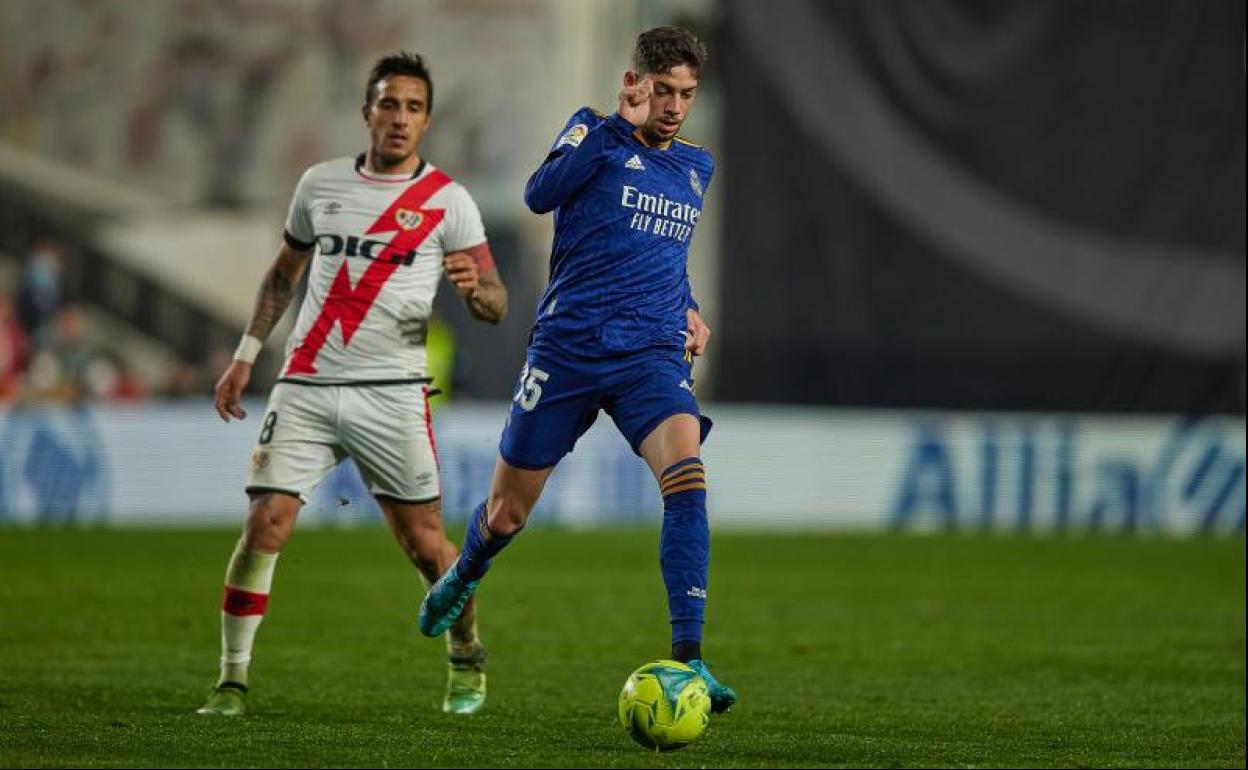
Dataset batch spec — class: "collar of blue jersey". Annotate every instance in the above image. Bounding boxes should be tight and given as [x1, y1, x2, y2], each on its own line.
[631, 129, 672, 152]
[355, 153, 427, 179]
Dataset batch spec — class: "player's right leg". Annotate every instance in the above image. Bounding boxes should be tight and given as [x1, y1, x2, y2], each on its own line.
[198, 384, 340, 717]
[198, 492, 301, 717]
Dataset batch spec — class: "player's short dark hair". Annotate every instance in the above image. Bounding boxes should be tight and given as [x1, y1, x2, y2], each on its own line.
[632, 26, 707, 77]
[365, 52, 434, 112]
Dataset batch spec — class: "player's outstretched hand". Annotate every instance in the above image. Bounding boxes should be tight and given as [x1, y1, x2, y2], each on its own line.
[686, 308, 711, 356]
[617, 76, 652, 128]
[214, 360, 252, 422]
[444, 251, 480, 298]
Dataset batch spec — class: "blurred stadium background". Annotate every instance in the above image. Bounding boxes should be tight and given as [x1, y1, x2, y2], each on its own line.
[1, 0, 1243, 533]
[1, 0, 1243, 767]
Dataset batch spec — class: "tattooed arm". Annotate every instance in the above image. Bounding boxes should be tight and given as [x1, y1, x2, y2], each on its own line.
[444, 243, 509, 324]
[214, 243, 312, 422]
[245, 243, 312, 340]
[466, 267, 509, 324]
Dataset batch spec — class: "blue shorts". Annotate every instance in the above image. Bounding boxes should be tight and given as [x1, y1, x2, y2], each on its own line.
[499, 343, 712, 470]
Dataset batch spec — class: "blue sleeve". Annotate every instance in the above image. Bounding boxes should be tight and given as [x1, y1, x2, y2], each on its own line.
[684, 280, 699, 312]
[524, 110, 637, 214]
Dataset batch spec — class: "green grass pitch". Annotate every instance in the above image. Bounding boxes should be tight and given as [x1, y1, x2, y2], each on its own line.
[0, 529, 1243, 768]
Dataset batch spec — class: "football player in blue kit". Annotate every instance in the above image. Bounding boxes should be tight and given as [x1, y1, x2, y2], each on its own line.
[420, 26, 736, 713]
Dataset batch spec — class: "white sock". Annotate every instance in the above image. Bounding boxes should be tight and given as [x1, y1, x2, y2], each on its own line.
[217, 539, 278, 688]
[449, 618, 482, 660]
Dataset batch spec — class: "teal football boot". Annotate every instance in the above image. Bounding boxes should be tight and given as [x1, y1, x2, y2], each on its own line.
[419, 561, 479, 637]
[686, 659, 737, 713]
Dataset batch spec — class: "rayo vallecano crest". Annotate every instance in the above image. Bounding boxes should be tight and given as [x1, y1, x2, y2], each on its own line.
[396, 208, 424, 231]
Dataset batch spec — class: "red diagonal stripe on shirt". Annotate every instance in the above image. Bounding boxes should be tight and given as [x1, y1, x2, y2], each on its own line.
[286, 170, 451, 377]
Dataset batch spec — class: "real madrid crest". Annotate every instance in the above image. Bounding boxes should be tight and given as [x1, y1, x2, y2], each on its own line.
[396, 208, 423, 231]
[689, 169, 703, 198]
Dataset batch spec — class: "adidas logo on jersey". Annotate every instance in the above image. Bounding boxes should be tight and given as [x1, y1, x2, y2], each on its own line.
[625, 154, 646, 171]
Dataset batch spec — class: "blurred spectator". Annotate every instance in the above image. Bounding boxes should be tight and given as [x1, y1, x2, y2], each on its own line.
[17, 238, 63, 333]
[162, 358, 212, 399]
[159, 344, 236, 400]
[84, 351, 149, 403]
[22, 304, 152, 404]
[1, 289, 30, 402]
[25, 303, 96, 403]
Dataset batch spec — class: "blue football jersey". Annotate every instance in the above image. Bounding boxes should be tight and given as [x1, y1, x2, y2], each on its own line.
[524, 107, 714, 356]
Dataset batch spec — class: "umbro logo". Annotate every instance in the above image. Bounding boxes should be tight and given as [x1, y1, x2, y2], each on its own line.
[324, 201, 343, 215]
[625, 154, 646, 171]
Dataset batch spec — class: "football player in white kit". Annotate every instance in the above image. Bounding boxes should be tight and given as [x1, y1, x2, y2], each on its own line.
[198, 53, 508, 718]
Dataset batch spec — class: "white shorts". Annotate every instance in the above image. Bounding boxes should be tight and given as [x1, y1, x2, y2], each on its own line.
[245, 382, 440, 503]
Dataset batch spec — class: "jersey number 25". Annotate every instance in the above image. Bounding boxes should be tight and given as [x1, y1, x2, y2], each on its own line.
[514, 364, 550, 412]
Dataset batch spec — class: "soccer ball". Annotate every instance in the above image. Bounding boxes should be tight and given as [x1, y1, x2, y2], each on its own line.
[617, 660, 711, 751]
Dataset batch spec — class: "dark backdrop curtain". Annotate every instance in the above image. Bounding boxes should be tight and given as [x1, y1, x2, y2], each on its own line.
[717, 0, 1245, 412]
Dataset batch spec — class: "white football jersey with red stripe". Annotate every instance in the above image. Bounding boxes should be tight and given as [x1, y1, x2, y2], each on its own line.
[279, 156, 485, 383]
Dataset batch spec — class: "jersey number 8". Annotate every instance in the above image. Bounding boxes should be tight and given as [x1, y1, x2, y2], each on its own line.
[258, 412, 279, 445]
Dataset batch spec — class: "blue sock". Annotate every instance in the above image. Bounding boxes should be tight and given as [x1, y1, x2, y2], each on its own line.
[659, 458, 709, 656]
[456, 501, 521, 582]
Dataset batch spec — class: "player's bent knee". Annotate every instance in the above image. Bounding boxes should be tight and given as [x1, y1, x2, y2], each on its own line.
[484, 461, 550, 535]
[391, 501, 447, 552]
[243, 492, 300, 552]
[485, 494, 530, 536]
[408, 528, 451, 571]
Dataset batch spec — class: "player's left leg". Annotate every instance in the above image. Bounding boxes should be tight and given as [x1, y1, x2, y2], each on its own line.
[637, 414, 736, 713]
[419, 458, 554, 637]
[378, 496, 486, 715]
[341, 384, 490, 712]
[421, 347, 599, 637]
[609, 347, 736, 713]
[199, 383, 340, 717]
[199, 490, 303, 717]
